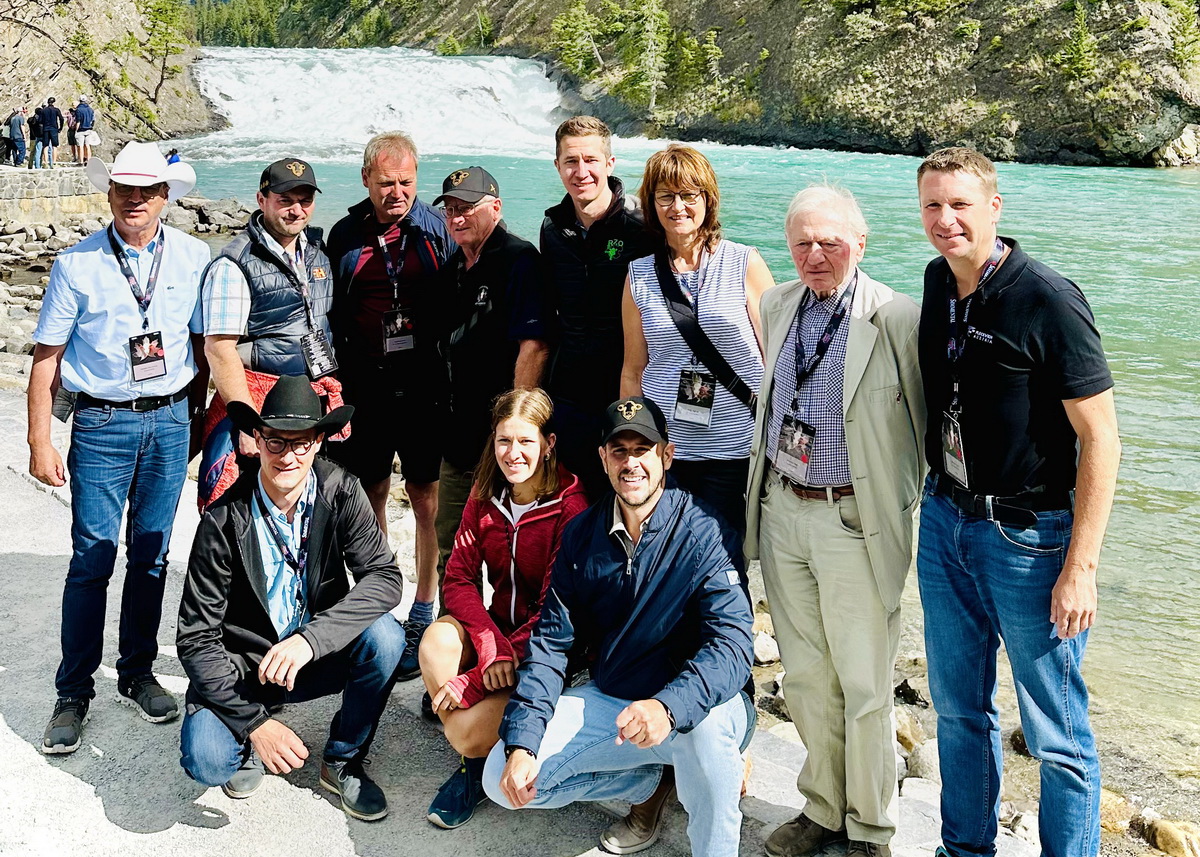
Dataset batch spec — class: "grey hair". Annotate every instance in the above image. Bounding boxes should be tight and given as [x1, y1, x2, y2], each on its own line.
[784, 183, 869, 239]
[362, 131, 418, 172]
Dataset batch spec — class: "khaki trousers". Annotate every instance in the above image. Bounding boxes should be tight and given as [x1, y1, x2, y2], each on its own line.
[758, 470, 900, 843]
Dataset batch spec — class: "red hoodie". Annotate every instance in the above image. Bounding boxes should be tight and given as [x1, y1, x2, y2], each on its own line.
[441, 465, 589, 708]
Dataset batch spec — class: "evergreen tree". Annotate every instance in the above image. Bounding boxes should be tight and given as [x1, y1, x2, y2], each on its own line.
[138, 0, 192, 102]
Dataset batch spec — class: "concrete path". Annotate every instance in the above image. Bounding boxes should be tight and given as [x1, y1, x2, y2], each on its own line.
[0, 388, 1037, 857]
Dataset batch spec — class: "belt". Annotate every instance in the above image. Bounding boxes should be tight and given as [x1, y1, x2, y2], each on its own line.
[77, 388, 188, 413]
[935, 474, 1071, 528]
[778, 474, 855, 502]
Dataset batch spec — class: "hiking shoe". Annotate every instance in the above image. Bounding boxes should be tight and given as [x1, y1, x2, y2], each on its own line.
[320, 758, 389, 821]
[427, 756, 487, 829]
[848, 842, 892, 857]
[395, 619, 427, 682]
[421, 690, 438, 723]
[599, 766, 675, 854]
[116, 674, 179, 723]
[221, 749, 264, 799]
[765, 813, 847, 857]
[42, 697, 89, 755]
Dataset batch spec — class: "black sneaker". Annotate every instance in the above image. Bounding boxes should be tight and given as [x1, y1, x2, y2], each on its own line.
[421, 690, 438, 722]
[395, 619, 427, 682]
[427, 756, 487, 829]
[116, 674, 179, 723]
[221, 749, 264, 799]
[320, 758, 389, 821]
[43, 697, 89, 755]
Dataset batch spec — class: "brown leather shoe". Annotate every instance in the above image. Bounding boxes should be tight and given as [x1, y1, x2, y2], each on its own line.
[847, 842, 892, 857]
[599, 767, 676, 854]
[765, 813, 848, 857]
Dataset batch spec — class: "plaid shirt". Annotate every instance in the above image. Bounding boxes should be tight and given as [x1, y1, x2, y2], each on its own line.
[766, 278, 855, 486]
[202, 229, 309, 336]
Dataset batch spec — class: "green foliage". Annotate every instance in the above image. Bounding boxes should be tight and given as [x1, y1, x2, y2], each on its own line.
[987, 34, 1004, 51]
[614, 0, 670, 110]
[138, 0, 193, 101]
[1162, 0, 1200, 67]
[471, 6, 496, 47]
[955, 18, 981, 38]
[192, 0, 279, 47]
[1120, 15, 1149, 33]
[549, 0, 606, 74]
[67, 28, 99, 70]
[436, 33, 464, 54]
[1053, 1, 1098, 80]
[104, 33, 142, 56]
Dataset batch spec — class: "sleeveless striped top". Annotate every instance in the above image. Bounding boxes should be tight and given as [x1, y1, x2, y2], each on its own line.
[629, 239, 763, 461]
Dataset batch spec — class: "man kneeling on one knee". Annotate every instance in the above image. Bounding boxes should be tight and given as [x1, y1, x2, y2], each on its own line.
[177, 375, 406, 821]
[485, 396, 756, 857]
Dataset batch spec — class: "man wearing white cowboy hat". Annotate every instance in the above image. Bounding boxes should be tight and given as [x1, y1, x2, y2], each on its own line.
[28, 141, 211, 754]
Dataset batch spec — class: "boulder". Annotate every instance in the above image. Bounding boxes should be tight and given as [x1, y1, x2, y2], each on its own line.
[177, 196, 208, 212]
[8, 307, 30, 320]
[205, 210, 244, 229]
[2, 222, 23, 236]
[1010, 726, 1031, 757]
[895, 706, 925, 753]
[1099, 788, 1133, 833]
[46, 236, 71, 251]
[906, 738, 940, 782]
[752, 610, 775, 636]
[164, 206, 200, 232]
[26, 300, 42, 314]
[1133, 814, 1200, 857]
[768, 722, 802, 744]
[201, 197, 244, 218]
[80, 220, 104, 235]
[899, 776, 940, 805]
[754, 631, 781, 665]
[33, 226, 53, 241]
[1009, 812, 1038, 845]
[21, 243, 47, 254]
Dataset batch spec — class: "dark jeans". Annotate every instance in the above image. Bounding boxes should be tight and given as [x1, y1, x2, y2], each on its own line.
[670, 457, 750, 554]
[179, 615, 406, 786]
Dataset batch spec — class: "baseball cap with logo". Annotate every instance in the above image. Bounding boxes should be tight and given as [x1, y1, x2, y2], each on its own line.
[432, 166, 500, 206]
[259, 158, 322, 194]
[600, 396, 669, 447]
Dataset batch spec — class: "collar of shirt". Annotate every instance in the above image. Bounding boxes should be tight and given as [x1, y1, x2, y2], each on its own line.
[609, 496, 636, 558]
[255, 469, 316, 543]
[260, 226, 309, 273]
[112, 223, 163, 281]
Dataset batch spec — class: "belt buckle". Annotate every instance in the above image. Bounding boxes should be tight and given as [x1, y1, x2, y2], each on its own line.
[131, 397, 155, 412]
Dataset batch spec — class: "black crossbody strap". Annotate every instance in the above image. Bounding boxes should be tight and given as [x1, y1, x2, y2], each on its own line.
[654, 249, 757, 414]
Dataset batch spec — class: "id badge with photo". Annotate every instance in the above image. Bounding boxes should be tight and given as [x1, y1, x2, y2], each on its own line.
[382, 308, 415, 353]
[674, 368, 716, 426]
[941, 411, 969, 488]
[128, 331, 167, 382]
[301, 328, 338, 379]
[775, 416, 816, 484]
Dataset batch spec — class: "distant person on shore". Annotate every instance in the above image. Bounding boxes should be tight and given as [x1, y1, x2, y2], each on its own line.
[540, 115, 657, 499]
[6, 107, 26, 166]
[166, 148, 181, 164]
[485, 396, 756, 857]
[66, 103, 79, 164]
[27, 142, 208, 754]
[431, 165, 550, 602]
[27, 103, 43, 168]
[178, 376, 405, 821]
[198, 157, 344, 511]
[325, 131, 456, 681]
[38, 97, 63, 169]
[419, 388, 587, 829]
[0, 111, 11, 165]
[747, 185, 925, 857]
[915, 147, 1120, 857]
[74, 95, 98, 165]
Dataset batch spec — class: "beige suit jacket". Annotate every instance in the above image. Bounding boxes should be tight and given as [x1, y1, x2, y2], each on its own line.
[745, 270, 926, 611]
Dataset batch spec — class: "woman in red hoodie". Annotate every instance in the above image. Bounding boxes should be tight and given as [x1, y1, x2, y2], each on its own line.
[419, 387, 588, 829]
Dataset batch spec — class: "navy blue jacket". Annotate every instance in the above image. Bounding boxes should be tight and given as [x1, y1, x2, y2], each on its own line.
[502, 482, 753, 753]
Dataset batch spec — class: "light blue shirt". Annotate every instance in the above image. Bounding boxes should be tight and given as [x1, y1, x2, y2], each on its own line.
[33, 222, 210, 401]
[251, 470, 316, 639]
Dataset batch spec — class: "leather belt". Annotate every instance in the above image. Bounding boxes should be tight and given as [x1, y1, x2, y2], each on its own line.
[935, 474, 1071, 528]
[779, 474, 855, 502]
[77, 388, 188, 413]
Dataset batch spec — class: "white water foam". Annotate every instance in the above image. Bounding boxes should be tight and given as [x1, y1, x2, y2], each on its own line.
[188, 46, 569, 162]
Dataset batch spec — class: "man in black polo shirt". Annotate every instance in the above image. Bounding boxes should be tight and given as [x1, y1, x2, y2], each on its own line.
[432, 166, 550, 577]
[541, 116, 657, 499]
[914, 147, 1120, 857]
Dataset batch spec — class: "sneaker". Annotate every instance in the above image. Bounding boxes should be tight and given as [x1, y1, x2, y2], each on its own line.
[42, 697, 89, 755]
[395, 619, 427, 682]
[320, 758, 389, 821]
[116, 674, 179, 723]
[427, 756, 487, 829]
[765, 813, 847, 857]
[221, 749, 264, 799]
[421, 690, 438, 723]
[599, 766, 675, 854]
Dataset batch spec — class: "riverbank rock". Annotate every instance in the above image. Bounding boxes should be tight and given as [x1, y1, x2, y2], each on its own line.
[907, 738, 941, 782]
[895, 706, 926, 753]
[1132, 811, 1200, 857]
[1100, 788, 1135, 833]
[754, 631, 781, 665]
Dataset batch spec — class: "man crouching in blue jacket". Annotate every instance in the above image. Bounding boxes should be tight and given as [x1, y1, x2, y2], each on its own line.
[484, 396, 756, 857]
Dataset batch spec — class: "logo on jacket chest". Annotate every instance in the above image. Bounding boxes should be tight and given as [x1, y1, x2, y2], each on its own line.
[605, 239, 624, 261]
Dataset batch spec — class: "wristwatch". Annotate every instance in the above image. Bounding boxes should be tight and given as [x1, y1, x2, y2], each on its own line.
[504, 744, 536, 761]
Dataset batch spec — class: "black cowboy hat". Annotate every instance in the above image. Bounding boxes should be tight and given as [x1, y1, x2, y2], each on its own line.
[227, 375, 353, 437]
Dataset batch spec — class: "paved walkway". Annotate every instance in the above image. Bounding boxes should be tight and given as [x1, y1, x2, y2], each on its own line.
[0, 389, 1037, 857]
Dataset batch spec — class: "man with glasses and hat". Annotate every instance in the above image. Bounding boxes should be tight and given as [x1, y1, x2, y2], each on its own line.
[431, 165, 550, 604]
[199, 157, 345, 511]
[28, 141, 210, 754]
[178, 375, 406, 820]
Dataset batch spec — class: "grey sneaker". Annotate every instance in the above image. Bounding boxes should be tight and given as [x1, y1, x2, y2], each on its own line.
[599, 767, 675, 854]
[222, 749, 265, 799]
[320, 758, 388, 821]
[42, 697, 89, 755]
[116, 674, 179, 723]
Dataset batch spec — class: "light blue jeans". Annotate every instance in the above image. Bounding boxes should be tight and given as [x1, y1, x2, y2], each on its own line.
[484, 683, 749, 857]
[917, 476, 1100, 857]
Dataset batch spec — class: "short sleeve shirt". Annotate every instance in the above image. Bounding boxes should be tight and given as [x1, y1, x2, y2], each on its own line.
[918, 238, 1113, 495]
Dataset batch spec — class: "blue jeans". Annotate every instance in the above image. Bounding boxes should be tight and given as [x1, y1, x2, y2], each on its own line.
[916, 477, 1100, 857]
[11, 137, 24, 166]
[57, 398, 191, 700]
[180, 615, 405, 786]
[484, 683, 750, 857]
[31, 137, 43, 168]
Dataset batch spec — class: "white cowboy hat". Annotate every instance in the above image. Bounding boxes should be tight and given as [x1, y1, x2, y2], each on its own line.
[87, 141, 196, 202]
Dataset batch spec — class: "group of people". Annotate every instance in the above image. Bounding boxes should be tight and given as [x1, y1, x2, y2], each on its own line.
[25, 113, 1120, 857]
[2, 94, 99, 168]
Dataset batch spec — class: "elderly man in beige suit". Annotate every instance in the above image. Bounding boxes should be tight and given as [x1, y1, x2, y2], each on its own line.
[746, 185, 926, 857]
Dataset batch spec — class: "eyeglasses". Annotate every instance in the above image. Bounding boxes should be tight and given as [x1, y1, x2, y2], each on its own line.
[111, 182, 168, 199]
[257, 434, 318, 455]
[654, 190, 703, 208]
[442, 201, 483, 219]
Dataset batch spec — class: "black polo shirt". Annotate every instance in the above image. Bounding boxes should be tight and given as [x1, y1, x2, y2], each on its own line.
[440, 223, 548, 470]
[918, 238, 1113, 496]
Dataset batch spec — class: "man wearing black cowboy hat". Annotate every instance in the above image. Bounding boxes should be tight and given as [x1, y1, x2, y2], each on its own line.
[177, 375, 406, 821]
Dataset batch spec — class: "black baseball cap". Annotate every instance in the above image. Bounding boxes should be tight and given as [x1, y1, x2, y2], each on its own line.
[259, 158, 322, 194]
[433, 166, 500, 206]
[600, 396, 669, 447]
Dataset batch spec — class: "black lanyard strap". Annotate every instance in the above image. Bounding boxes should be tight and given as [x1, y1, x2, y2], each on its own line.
[789, 275, 855, 414]
[108, 225, 165, 332]
[946, 239, 1005, 411]
[253, 485, 312, 579]
[377, 229, 409, 305]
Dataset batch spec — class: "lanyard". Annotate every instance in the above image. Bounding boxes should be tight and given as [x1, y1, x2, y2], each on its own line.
[108, 225, 164, 332]
[789, 274, 855, 414]
[378, 228, 409, 305]
[946, 238, 1006, 411]
[253, 484, 312, 582]
[280, 239, 319, 332]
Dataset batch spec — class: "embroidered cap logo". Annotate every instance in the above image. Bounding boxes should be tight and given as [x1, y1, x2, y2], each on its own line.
[449, 170, 471, 187]
[616, 400, 643, 421]
[286, 162, 306, 177]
